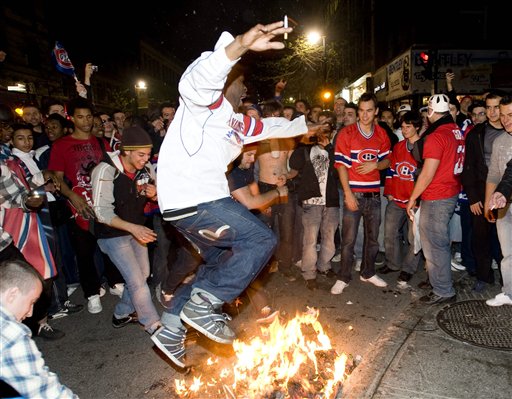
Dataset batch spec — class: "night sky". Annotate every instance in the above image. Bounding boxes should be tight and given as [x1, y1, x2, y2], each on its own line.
[45, 0, 320, 68]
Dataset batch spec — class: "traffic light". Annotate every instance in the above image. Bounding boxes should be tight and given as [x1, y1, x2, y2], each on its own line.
[419, 50, 434, 80]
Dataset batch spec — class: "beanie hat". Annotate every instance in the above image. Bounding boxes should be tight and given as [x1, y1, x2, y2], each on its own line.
[121, 126, 153, 150]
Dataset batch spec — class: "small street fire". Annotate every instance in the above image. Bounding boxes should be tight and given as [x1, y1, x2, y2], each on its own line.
[174, 307, 350, 398]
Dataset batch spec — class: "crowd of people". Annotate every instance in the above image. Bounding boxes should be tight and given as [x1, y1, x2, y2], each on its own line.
[1, 19, 511, 397]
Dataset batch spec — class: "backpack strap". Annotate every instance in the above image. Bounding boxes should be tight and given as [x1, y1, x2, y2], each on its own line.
[96, 136, 115, 167]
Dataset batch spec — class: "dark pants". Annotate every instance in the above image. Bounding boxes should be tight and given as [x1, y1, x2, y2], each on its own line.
[459, 202, 476, 274]
[471, 211, 503, 283]
[68, 220, 102, 298]
[258, 181, 298, 271]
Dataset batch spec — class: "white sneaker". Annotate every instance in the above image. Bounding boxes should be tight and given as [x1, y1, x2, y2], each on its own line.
[354, 259, 362, 272]
[486, 293, 512, 307]
[360, 274, 388, 287]
[99, 286, 106, 297]
[331, 280, 349, 295]
[109, 283, 124, 298]
[397, 280, 410, 289]
[87, 294, 102, 314]
[450, 258, 466, 271]
[331, 253, 342, 262]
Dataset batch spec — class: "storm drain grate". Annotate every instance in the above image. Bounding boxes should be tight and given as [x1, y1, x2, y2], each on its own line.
[436, 300, 512, 351]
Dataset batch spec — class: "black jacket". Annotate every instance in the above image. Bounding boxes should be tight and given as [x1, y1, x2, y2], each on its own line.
[461, 122, 488, 204]
[288, 143, 339, 207]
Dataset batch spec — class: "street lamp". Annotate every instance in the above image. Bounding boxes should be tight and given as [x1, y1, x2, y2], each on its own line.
[135, 80, 148, 110]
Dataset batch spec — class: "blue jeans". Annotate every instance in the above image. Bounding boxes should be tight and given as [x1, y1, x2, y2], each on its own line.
[338, 188, 363, 266]
[419, 195, 458, 297]
[164, 197, 277, 318]
[496, 205, 512, 299]
[384, 201, 421, 274]
[339, 193, 381, 283]
[97, 235, 160, 331]
[301, 205, 339, 280]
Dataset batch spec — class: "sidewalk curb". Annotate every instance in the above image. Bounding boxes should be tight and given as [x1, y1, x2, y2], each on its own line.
[341, 299, 429, 398]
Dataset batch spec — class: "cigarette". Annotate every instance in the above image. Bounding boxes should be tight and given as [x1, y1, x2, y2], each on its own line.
[284, 15, 288, 40]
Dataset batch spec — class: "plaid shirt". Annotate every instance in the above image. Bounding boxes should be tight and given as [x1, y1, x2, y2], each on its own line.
[0, 162, 43, 252]
[0, 306, 78, 398]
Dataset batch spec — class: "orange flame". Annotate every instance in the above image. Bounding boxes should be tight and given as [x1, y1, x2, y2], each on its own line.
[174, 307, 347, 398]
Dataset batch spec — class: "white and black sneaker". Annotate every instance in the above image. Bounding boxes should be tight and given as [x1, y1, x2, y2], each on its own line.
[180, 293, 235, 344]
[151, 326, 187, 368]
[112, 312, 139, 328]
[49, 300, 84, 319]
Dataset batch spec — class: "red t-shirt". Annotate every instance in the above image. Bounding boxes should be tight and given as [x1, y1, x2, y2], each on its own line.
[48, 135, 111, 229]
[48, 135, 110, 187]
[421, 123, 464, 200]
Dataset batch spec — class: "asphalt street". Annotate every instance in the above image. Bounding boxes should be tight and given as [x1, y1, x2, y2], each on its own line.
[36, 265, 511, 399]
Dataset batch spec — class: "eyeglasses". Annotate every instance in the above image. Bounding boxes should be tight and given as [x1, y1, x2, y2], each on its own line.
[0, 121, 11, 129]
[471, 112, 486, 117]
[101, 119, 112, 124]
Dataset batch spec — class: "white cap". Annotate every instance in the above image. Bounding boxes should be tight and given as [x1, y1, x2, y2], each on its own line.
[398, 104, 411, 114]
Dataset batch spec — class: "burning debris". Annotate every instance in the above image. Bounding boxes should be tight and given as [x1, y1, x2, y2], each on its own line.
[174, 307, 358, 398]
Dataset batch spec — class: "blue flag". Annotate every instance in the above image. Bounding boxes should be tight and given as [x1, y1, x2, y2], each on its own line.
[52, 41, 76, 77]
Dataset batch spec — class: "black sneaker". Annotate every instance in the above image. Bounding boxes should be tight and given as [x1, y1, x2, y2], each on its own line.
[305, 279, 318, 291]
[397, 271, 412, 283]
[419, 292, 456, 305]
[179, 293, 235, 344]
[49, 300, 84, 320]
[151, 326, 187, 368]
[375, 251, 385, 266]
[64, 300, 84, 313]
[318, 269, 336, 279]
[378, 265, 399, 274]
[472, 280, 487, 293]
[112, 312, 139, 329]
[37, 323, 65, 340]
[417, 279, 432, 290]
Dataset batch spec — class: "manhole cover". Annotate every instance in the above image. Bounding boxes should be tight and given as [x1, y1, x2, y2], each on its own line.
[436, 300, 512, 351]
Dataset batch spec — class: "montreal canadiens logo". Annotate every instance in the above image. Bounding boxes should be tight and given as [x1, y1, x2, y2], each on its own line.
[356, 149, 378, 163]
[396, 161, 416, 180]
[55, 49, 73, 68]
